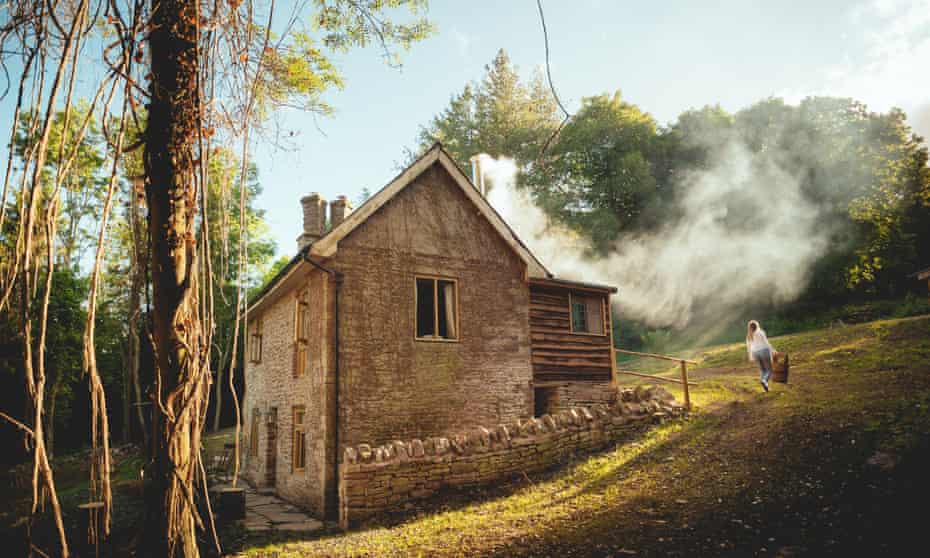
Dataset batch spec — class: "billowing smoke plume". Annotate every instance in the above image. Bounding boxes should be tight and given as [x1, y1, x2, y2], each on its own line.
[481, 142, 833, 330]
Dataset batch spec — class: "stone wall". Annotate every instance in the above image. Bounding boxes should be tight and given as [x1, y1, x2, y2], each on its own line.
[242, 269, 336, 517]
[338, 385, 684, 529]
[554, 381, 618, 409]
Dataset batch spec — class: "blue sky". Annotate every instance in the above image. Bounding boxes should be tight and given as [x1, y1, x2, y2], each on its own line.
[253, 0, 930, 258]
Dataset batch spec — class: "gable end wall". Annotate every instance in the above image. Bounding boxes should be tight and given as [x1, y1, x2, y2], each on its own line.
[332, 162, 534, 448]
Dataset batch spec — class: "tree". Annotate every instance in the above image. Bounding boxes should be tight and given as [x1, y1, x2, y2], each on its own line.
[0, 1, 432, 557]
[204, 149, 276, 433]
[41, 269, 85, 457]
[417, 49, 560, 171]
[12, 103, 109, 272]
[527, 92, 661, 249]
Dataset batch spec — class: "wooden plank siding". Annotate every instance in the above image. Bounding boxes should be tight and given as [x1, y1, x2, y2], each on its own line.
[529, 283, 613, 382]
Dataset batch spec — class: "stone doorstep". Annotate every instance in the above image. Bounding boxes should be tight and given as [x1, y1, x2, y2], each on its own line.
[262, 510, 313, 524]
[239, 489, 324, 535]
[275, 519, 325, 532]
[242, 520, 272, 532]
[246, 495, 281, 507]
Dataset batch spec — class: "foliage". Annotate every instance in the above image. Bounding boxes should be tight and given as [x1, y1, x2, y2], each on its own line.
[417, 49, 561, 172]
[527, 92, 661, 249]
[11, 102, 109, 271]
[417, 55, 929, 339]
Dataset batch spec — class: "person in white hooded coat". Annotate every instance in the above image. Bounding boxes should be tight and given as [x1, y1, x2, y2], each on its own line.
[747, 320, 776, 391]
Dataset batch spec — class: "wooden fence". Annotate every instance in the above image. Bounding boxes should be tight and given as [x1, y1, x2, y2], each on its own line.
[614, 348, 697, 411]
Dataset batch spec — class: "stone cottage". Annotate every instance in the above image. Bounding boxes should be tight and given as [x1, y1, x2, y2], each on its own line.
[242, 143, 618, 519]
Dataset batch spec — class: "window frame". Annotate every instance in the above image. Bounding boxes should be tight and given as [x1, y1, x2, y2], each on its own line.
[249, 409, 260, 457]
[414, 274, 460, 342]
[568, 291, 607, 337]
[249, 317, 263, 363]
[293, 291, 310, 377]
[294, 291, 310, 343]
[292, 405, 306, 472]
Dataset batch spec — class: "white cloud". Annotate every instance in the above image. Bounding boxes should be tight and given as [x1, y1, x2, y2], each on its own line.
[783, 0, 930, 138]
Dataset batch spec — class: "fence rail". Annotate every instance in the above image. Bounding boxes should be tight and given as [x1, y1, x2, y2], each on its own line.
[614, 348, 696, 410]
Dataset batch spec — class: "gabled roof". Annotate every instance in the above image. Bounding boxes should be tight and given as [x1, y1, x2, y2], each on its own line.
[308, 143, 550, 277]
[248, 143, 552, 314]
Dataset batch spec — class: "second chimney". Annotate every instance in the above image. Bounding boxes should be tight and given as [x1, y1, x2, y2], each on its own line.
[297, 193, 326, 251]
[330, 195, 351, 229]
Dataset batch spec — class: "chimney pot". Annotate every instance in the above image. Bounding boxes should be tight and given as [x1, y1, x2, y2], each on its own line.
[330, 195, 352, 229]
[469, 154, 485, 196]
[297, 192, 327, 251]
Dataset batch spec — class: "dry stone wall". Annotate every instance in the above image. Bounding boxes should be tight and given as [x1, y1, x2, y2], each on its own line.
[338, 385, 684, 529]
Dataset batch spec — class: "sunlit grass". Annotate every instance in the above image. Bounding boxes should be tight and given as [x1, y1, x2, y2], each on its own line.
[243, 420, 690, 557]
[235, 315, 930, 557]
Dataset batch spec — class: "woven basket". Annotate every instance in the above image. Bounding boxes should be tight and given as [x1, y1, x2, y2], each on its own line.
[772, 352, 790, 383]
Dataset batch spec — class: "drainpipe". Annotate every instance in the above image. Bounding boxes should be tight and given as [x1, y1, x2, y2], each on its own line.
[302, 247, 343, 518]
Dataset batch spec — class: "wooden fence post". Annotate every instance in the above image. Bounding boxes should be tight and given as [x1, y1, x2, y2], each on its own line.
[679, 360, 691, 411]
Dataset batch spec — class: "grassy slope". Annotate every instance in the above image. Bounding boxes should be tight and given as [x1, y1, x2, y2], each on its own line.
[236, 315, 930, 557]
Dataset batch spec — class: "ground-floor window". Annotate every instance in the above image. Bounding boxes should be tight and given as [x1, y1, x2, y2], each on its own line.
[249, 409, 260, 457]
[292, 406, 306, 472]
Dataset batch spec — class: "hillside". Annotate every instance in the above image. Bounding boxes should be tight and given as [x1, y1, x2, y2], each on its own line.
[236, 315, 930, 557]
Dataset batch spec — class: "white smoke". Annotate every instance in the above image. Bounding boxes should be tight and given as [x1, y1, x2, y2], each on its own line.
[481, 142, 831, 329]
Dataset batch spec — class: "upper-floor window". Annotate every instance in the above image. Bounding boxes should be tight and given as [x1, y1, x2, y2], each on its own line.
[294, 291, 309, 377]
[570, 292, 605, 335]
[249, 317, 263, 363]
[295, 292, 309, 342]
[415, 276, 458, 341]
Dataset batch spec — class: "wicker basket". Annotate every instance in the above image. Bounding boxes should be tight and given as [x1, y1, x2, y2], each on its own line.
[772, 352, 790, 383]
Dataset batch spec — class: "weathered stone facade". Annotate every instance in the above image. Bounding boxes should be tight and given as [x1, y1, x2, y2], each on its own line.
[339, 386, 683, 528]
[328, 163, 534, 448]
[553, 381, 618, 409]
[242, 269, 336, 517]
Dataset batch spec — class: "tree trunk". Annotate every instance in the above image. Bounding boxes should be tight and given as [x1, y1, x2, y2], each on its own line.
[121, 347, 131, 443]
[212, 358, 224, 432]
[129, 180, 148, 447]
[128, 296, 146, 445]
[141, 1, 209, 556]
[211, 336, 232, 432]
[47, 374, 61, 459]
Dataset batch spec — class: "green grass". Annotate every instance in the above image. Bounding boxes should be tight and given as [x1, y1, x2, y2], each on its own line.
[5, 317, 928, 557]
[235, 315, 930, 557]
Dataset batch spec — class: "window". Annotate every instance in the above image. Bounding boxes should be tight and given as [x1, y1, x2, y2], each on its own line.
[415, 276, 458, 340]
[292, 406, 306, 472]
[249, 318, 262, 363]
[569, 293, 605, 335]
[294, 344, 308, 378]
[249, 409, 260, 457]
[294, 291, 309, 377]
[295, 292, 309, 342]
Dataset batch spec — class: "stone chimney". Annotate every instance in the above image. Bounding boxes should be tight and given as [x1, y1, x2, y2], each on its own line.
[330, 195, 352, 229]
[469, 154, 486, 196]
[297, 193, 326, 251]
